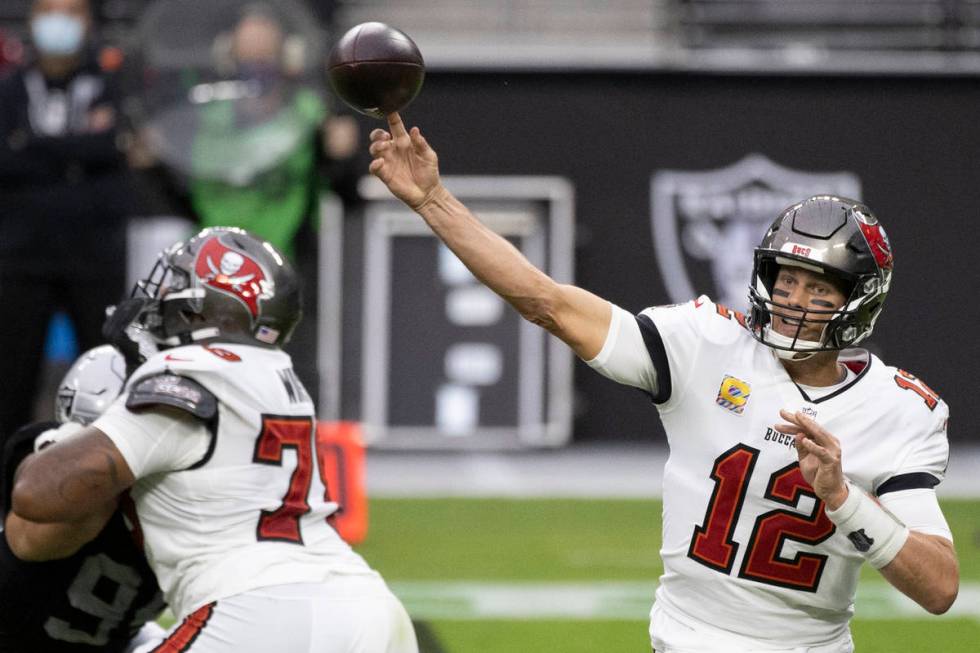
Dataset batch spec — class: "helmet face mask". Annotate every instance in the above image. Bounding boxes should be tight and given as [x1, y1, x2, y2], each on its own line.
[747, 196, 893, 359]
[130, 227, 301, 349]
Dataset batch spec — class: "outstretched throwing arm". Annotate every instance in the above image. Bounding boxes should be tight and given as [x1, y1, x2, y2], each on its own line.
[369, 113, 610, 359]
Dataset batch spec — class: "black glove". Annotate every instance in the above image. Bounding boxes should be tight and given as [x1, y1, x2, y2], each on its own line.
[103, 298, 155, 375]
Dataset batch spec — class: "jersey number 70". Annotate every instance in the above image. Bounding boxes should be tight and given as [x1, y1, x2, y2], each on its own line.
[253, 414, 337, 544]
[687, 444, 836, 592]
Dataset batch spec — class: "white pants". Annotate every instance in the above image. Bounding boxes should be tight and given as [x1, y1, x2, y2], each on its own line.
[134, 577, 418, 653]
[126, 622, 167, 653]
[650, 602, 853, 653]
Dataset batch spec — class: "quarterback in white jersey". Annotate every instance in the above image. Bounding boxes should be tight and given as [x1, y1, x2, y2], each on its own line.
[11, 228, 417, 653]
[591, 296, 950, 650]
[364, 114, 958, 652]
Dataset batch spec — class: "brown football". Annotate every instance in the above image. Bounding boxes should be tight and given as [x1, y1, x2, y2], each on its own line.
[327, 22, 425, 119]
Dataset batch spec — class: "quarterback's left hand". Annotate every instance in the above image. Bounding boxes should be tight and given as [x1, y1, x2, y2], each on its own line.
[777, 410, 849, 510]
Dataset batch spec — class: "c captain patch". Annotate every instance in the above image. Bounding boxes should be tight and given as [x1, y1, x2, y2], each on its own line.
[717, 375, 752, 414]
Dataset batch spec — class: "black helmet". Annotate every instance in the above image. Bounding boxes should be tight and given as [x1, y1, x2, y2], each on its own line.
[747, 195, 893, 357]
[132, 227, 301, 348]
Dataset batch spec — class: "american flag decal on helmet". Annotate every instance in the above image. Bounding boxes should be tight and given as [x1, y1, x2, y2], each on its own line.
[256, 325, 280, 344]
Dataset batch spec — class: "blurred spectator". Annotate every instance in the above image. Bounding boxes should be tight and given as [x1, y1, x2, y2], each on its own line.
[0, 0, 133, 442]
[189, 4, 359, 259]
[185, 3, 360, 398]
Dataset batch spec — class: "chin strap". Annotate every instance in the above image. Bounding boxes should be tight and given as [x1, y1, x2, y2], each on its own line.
[763, 326, 822, 360]
[160, 327, 221, 347]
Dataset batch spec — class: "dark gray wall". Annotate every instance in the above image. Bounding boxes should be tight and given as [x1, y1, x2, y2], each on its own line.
[351, 71, 980, 443]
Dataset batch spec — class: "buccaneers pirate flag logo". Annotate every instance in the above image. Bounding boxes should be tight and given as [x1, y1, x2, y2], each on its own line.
[194, 236, 274, 318]
[650, 154, 861, 308]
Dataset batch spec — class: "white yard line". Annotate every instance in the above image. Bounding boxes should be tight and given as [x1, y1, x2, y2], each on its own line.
[389, 581, 980, 621]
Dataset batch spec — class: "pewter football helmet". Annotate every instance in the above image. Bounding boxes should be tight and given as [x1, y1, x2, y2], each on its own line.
[132, 227, 302, 348]
[747, 195, 894, 356]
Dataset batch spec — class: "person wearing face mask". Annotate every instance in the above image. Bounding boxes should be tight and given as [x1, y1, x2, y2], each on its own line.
[185, 3, 360, 402]
[189, 5, 358, 260]
[0, 0, 134, 446]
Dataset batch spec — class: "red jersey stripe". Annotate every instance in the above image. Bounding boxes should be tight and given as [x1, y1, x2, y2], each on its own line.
[151, 602, 216, 652]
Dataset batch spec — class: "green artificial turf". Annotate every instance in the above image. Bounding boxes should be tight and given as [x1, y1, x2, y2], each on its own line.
[356, 498, 980, 652]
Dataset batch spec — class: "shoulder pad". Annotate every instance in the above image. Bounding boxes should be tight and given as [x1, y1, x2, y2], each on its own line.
[126, 373, 217, 420]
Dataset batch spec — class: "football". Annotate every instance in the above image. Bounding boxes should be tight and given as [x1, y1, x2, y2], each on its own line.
[326, 22, 425, 119]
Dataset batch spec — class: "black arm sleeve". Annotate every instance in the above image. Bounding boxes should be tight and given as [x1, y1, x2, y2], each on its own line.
[875, 472, 941, 496]
[635, 314, 672, 404]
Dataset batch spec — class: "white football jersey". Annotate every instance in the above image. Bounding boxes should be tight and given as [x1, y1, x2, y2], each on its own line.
[589, 297, 950, 649]
[94, 343, 375, 620]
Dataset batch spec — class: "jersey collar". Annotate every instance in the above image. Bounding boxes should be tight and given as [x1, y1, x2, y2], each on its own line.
[791, 348, 873, 404]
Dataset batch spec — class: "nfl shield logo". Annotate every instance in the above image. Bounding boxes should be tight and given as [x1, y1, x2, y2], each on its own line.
[650, 154, 861, 309]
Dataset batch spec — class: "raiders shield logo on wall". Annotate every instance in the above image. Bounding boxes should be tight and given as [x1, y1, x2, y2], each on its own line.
[650, 154, 861, 308]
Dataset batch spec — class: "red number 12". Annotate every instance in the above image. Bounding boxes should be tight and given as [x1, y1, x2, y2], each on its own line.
[688, 444, 837, 592]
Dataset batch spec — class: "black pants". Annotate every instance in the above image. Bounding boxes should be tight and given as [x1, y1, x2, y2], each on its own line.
[0, 268, 125, 442]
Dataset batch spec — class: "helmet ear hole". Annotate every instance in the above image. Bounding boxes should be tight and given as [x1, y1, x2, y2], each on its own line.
[828, 275, 854, 299]
[756, 256, 778, 294]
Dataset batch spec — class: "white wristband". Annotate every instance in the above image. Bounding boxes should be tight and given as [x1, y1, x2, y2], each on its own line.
[825, 481, 910, 569]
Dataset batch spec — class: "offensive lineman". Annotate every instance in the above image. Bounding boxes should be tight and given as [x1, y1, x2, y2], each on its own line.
[363, 114, 958, 651]
[1, 345, 165, 653]
[9, 228, 418, 653]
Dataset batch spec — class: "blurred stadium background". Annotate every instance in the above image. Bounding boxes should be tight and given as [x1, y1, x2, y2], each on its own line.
[3, 1, 978, 650]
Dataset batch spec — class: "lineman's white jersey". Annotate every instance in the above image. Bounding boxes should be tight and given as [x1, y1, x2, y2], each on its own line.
[588, 297, 950, 650]
[94, 343, 376, 620]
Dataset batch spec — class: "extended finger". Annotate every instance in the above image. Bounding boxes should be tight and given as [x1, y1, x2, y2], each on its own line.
[778, 410, 831, 444]
[387, 112, 409, 139]
[410, 126, 427, 150]
[779, 408, 803, 425]
[796, 436, 835, 464]
[792, 412, 839, 448]
[794, 437, 809, 464]
[775, 423, 804, 434]
[368, 140, 392, 157]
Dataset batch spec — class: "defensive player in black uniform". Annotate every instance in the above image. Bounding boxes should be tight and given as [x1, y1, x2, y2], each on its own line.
[1, 346, 165, 653]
